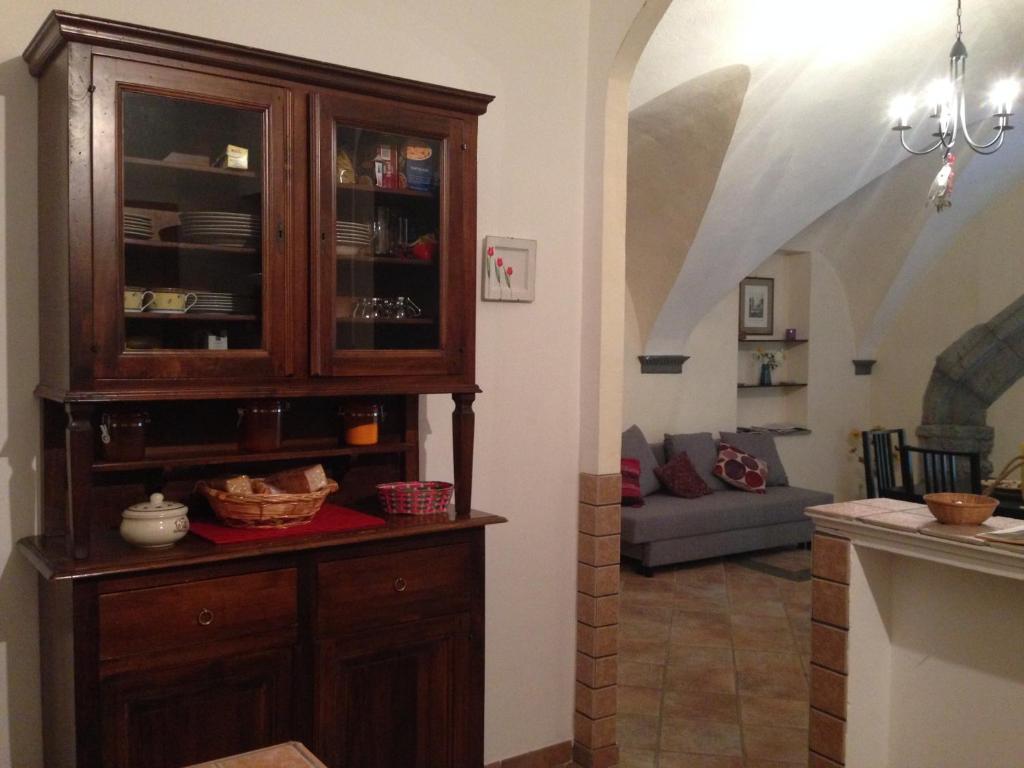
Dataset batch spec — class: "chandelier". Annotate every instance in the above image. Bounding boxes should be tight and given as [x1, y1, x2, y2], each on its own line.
[889, 0, 1018, 157]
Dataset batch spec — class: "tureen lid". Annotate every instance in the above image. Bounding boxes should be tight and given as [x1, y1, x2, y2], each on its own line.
[123, 493, 188, 518]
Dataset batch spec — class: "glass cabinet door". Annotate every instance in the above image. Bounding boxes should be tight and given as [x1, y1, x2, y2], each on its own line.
[311, 93, 469, 377]
[91, 57, 292, 380]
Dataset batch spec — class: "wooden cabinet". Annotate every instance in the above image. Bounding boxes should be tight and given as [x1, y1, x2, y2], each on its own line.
[22, 12, 502, 768]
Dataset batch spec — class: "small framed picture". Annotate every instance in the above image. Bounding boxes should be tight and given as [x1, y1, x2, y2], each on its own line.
[482, 236, 536, 302]
[739, 277, 774, 336]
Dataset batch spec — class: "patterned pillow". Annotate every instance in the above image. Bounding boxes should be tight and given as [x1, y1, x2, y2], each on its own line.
[713, 442, 768, 494]
[621, 458, 645, 507]
[654, 452, 712, 499]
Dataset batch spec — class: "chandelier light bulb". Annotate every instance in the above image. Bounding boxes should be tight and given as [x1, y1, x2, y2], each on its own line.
[889, 94, 916, 127]
[989, 78, 1020, 114]
[926, 78, 955, 116]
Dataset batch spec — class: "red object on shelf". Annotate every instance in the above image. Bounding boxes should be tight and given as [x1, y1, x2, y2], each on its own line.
[188, 503, 385, 544]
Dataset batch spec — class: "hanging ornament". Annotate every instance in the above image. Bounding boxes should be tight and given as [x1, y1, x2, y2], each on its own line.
[927, 152, 956, 212]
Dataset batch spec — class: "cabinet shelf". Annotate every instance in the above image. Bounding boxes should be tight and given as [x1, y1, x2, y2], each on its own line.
[738, 337, 808, 346]
[337, 183, 434, 199]
[337, 254, 434, 267]
[737, 383, 808, 389]
[92, 437, 415, 472]
[337, 316, 433, 325]
[125, 312, 258, 322]
[125, 239, 258, 255]
[125, 155, 257, 178]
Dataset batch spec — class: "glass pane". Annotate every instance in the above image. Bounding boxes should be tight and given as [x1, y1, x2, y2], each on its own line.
[333, 125, 441, 351]
[121, 91, 264, 352]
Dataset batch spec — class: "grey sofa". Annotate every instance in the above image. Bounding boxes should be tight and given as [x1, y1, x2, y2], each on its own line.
[621, 437, 833, 575]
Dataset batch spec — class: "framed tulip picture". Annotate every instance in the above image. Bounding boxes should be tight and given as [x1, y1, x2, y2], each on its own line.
[739, 276, 774, 335]
[482, 236, 536, 302]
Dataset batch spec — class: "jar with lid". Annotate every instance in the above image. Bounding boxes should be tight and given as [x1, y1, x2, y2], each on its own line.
[120, 493, 189, 549]
[237, 399, 287, 452]
[339, 403, 382, 446]
[99, 410, 148, 462]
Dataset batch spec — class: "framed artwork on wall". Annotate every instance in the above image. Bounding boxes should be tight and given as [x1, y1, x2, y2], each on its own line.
[482, 236, 536, 302]
[739, 277, 774, 336]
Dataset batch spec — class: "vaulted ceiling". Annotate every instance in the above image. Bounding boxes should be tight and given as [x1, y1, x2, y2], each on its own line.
[628, 0, 1024, 357]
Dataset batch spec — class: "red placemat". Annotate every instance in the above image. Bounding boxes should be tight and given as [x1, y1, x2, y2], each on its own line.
[189, 503, 385, 544]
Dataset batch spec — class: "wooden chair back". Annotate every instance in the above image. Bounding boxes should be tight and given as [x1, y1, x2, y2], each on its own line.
[862, 428, 907, 498]
[900, 446, 982, 496]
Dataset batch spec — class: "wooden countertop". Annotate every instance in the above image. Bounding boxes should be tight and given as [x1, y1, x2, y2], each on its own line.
[19, 507, 506, 581]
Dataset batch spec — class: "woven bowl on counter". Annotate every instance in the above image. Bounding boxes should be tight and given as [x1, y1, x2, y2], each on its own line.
[197, 479, 339, 528]
[923, 492, 998, 526]
[377, 481, 454, 515]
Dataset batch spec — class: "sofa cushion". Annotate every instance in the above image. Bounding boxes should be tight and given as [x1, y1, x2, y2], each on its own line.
[713, 442, 767, 493]
[622, 425, 660, 495]
[620, 485, 834, 544]
[664, 432, 729, 490]
[719, 431, 789, 486]
[654, 452, 711, 499]
[621, 459, 644, 506]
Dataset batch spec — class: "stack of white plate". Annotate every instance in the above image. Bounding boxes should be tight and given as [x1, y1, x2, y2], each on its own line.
[336, 220, 371, 247]
[192, 291, 257, 315]
[124, 213, 153, 240]
[180, 212, 260, 247]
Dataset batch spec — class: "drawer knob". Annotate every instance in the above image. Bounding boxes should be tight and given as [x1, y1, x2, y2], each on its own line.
[393, 577, 407, 593]
[197, 608, 214, 626]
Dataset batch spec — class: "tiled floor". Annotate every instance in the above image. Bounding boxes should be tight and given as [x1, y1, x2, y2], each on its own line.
[617, 548, 813, 768]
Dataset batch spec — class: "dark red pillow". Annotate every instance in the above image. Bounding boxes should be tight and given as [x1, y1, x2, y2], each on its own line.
[712, 442, 767, 493]
[654, 451, 712, 499]
[621, 458, 644, 507]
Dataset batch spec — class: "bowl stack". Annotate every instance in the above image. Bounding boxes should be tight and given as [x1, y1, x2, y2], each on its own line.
[124, 212, 153, 240]
[336, 220, 371, 255]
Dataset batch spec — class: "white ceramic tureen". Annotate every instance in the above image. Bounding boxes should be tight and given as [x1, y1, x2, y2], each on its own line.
[120, 493, 190, 549]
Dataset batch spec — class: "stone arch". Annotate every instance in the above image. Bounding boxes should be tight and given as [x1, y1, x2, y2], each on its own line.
[918, 294, 1024, 475]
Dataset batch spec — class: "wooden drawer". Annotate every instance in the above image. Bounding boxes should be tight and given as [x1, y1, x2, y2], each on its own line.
[99, 569, 297, 661]
[317, 543, 473, 635]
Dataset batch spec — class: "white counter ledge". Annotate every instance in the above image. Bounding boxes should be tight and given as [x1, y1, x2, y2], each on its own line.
[804, 498, 1024, 768]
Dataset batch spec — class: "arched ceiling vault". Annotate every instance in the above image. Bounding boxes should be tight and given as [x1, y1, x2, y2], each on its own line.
[628, 0, 1024, 355]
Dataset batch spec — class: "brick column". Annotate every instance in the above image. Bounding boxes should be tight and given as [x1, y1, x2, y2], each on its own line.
[574, 472, 621, 768]
[809, 532, 850, 767]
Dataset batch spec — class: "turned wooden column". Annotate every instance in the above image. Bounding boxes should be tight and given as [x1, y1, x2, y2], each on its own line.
[452, 393, 475, 517]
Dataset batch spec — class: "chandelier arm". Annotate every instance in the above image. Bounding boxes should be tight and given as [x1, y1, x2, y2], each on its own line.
[958, 114, 1006, 151]
[965, 131, 1006, 155]
[899, 131, 946, 156]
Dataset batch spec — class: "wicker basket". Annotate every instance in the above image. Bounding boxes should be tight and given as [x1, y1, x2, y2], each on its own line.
[197, 479, 339, 528]
[923, 492, 998, 525]
[377, 481, 454, 515]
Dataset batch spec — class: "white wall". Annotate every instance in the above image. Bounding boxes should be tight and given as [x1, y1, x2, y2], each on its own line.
[872, 178, 1024, 473]
[0, 2, 601, 764]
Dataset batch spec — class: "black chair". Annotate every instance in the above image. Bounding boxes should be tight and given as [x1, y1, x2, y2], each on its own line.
[862, 428, 908, 498]
[900, 445, 982, 496]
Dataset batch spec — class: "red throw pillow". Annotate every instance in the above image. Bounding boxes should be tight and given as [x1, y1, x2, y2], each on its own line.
[713, 442, 768, 494]
[654, 452, 712, 499]
[621, 458, 645, 507]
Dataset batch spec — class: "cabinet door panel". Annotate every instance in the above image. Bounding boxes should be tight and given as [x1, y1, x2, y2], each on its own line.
[310, 91, 472, 378]
[91, 55, 293, 380]
[101, 646, 294, 768]
[316, 614, 471, 768]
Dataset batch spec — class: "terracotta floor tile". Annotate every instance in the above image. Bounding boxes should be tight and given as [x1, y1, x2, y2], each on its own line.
[660, 717, 743, 756]
[620, 619, 672, 644]
[674, 589, 731, 614]
[740, 696, 809, 729]
[617, 748, 657, 768]
[618, 661, 664, 690]
[617, 713, 660, 749]
[672, 611, 732, 647]
[620, 600, 675, 625]
[789, 622, 812, 655]
[674, 562, 727, 588]
[668, 645, 735, 671]
[727, 599, 788, 618]
[659, 754, 744, 768]
[664, 663, 737, 695]
[742, 725, 809, 763]
[618, 685, 663, 716]
[734, 651, 808, 699]
[662, 690, 739, 723]
[619, 637, 669, 665]
[622, 574, 676, 595]
[730, 614, 795, 652]
[778, 582, 812, 610]
[744, 760, 806, 768]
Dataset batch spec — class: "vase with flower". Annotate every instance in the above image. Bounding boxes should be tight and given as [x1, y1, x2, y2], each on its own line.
[753, 348, 782, 386]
